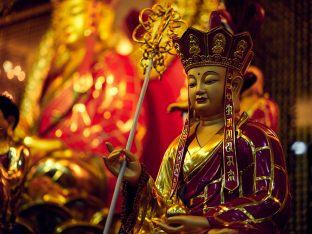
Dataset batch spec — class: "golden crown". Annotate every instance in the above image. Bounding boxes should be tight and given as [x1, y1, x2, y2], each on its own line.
[173, 26, 254, 75]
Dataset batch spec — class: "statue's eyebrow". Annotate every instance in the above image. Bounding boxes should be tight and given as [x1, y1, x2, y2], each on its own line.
[202, 71, 220, 79]
[187, 74, 196, 80]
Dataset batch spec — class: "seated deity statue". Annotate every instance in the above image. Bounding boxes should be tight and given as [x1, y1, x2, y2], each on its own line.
[11, 2, 148, 233]
[15, 0, 146, 208]
[0, 95, 30, 233]
[104, 14, 291, 234]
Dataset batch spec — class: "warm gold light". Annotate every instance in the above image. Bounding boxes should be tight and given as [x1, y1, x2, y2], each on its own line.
[91, 139, 100, 147]
[70, 122, 78, 132]
[55, 129, 63, 137]
[3, 60, 13, 71]
[83, 128, 91, 137]
[23, 136, 32, 145]
[14, 65, 21, 73]
[7, 70, 14, 79]
[180, 87, 188, 100]
[118, 82, 126, 96]
[109, 87, 118, 96]
[1, 91, 13, 100]
[117, 119, 133, 133]
[104, 111, 111, 119]
[3, 61, 26, 81]
[92, 90, 100, 98]
[17, 71, 26, 81]
[106, 74, 114, 84]
[95, 76, 105, 90]
[73, 103, 86, 112]
[116, 37, 133, 55]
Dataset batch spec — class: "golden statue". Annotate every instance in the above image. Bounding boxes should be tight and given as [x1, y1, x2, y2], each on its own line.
[104, 9, 291, 234]
[0, 95, 30, 233]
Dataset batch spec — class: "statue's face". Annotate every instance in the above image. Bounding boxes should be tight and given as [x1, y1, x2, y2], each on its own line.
[53, 1, 92, 47]
[187, 66, 226, 119]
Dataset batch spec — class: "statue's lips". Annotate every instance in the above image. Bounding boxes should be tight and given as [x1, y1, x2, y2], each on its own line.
[196, 97, 207, 103]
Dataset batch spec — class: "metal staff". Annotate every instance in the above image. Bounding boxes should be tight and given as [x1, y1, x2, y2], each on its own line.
[103, 3, 186, 233]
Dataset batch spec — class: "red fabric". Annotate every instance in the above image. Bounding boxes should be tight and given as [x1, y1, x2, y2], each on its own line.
[184, 120, 290, 233]
[141, 57, 185, 178]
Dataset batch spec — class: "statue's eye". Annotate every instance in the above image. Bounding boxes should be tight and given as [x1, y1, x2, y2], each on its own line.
[189, 83, 196, 88]
[205, 79, 217, 84]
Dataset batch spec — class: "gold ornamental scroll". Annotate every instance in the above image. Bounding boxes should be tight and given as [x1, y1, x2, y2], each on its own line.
[132, 2, 187, 79]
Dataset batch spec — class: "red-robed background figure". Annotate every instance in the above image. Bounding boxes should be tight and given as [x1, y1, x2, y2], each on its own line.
[14, 0, 185, 232]
[104, 11, 291, 234]
[240, 65, 279, 132]
[13, 1, 150, 232]
[16, 0, 147, 205]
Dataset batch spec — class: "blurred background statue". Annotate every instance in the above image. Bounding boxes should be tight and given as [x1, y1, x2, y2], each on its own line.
[240, 65, 279, 132]
[15, 0, 147, 233]
[0, 95, 30, 233]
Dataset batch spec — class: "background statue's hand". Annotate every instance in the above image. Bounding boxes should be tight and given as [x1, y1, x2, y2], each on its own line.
[167, 100, 188, 113]
[103, 142, 141, 186]
[22, 136, 65, 155]
[153, 215, 209, 234]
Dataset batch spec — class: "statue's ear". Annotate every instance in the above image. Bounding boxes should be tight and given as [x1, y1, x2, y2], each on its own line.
[232, 76, 243, 97]
[232, 76, 243, 113]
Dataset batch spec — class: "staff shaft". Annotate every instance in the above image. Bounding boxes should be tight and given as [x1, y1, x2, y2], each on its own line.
[103, 58, 153, 234]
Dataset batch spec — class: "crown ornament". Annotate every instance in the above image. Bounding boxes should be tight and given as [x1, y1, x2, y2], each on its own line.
[173, 26, 254, 75]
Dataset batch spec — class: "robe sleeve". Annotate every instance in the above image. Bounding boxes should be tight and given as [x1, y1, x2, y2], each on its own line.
[119, 139, 178, 233]
[205, 124, 290, 232]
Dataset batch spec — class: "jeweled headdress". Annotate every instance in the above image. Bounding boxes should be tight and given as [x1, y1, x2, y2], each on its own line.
[170, 25, 254, 196]
[173, 26, 253, 75]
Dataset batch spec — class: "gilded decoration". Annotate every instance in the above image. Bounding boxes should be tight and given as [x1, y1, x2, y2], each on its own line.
[132, 2, 187, 78]
[212, 33, 226, 54]
[234, 40, 248, 59]
[188, 34, 201, 55]
[173, 27, 254, 73]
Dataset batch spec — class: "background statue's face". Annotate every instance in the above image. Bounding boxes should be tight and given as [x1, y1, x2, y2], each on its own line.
[187, 66, 226, 119]
[53, 1, 92, 47]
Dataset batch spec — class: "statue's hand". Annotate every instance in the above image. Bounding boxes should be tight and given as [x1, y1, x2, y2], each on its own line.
[103, 142, 141, 186]
[153, 215, 209, 234]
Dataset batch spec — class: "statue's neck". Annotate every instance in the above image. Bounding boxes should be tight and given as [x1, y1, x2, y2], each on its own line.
[198, 113, 224, 127]
[195, 116, 224, 147]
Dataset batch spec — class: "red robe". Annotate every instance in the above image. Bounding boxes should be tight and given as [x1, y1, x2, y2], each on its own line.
[119, 113, 290, 233]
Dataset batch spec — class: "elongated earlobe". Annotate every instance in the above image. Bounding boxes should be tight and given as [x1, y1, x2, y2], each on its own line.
[232, 76, 243, 113]
[232, 76, 243, 96]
